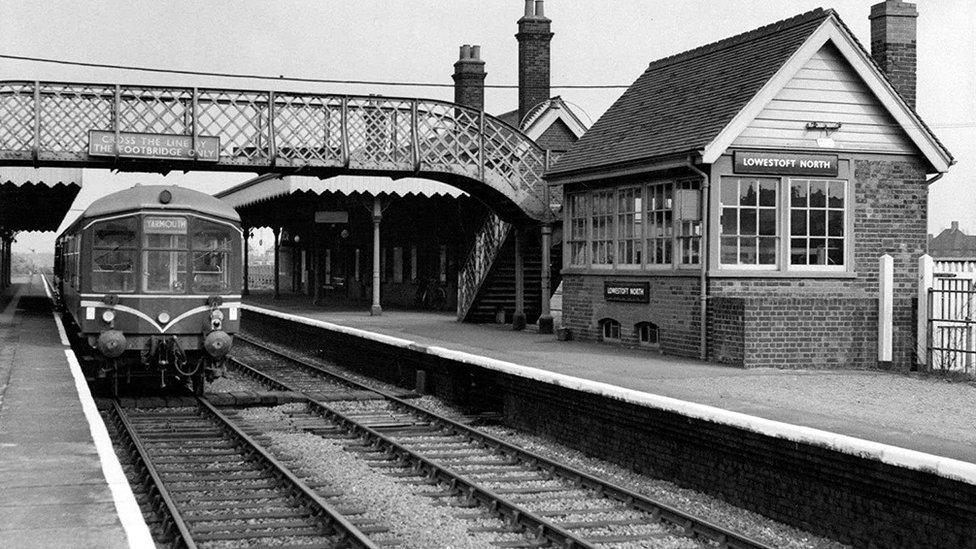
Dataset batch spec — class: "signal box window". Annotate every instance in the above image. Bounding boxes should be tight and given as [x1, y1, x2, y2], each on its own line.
[599, 318, 621, 341]
[636, 322, 660, 348]
[91, 217, 137, 292]
[143, 216, 188, 293]
[192, 219, 234, 294]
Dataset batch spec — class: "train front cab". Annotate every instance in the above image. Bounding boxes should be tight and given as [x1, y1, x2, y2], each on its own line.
[68, 211, 242, 392]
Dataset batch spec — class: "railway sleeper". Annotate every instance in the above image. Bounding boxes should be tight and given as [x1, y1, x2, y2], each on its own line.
[160, 471, 268, 483]
[491, 485, 577, 495]
[173, 489, 290, 501]
[489, 539, 547, 548]
[183, 508, 311, 521]
[556, 518, 652, 529]
[164, 479, 280, 492]
[148, 454, 248, 464]
[191, 527, 329, 542]
[189, 517, 321, 534]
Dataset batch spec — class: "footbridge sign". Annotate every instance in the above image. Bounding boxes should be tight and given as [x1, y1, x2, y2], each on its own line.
[0, 81, 551, 221]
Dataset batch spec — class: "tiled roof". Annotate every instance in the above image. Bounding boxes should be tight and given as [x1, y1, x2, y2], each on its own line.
[929, 227, 976, 258]
[547, 8, 833, 178]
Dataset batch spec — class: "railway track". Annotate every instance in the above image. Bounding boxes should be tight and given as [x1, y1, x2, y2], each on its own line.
[105, 398, 380, 549]
[229, 335, 775, 549]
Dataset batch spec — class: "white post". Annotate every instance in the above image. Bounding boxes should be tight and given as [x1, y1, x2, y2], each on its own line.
[879, 254, 893, 364]
[371, 197, 382, 316]
[917, 254, 934, 368]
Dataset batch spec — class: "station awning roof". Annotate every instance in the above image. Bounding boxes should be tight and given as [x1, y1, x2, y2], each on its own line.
[0, 167, 82, 232]
[216, 174, 468, 210]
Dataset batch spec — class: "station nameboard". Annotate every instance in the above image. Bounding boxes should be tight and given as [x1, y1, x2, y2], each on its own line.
[604, 281, 650, 303]
[733, 151, 838, 177]
[89, 130, 220, 162]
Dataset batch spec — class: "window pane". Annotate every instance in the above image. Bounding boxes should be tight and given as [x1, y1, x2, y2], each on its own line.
[92, 250, 136, 292]
[791, 181, 808, 208]
[721, 179, 738, 206]
[739, 238, 757, 264]
[809, 181, 827, 207]
[791, 238, 807, 265]
[758, 237, 777, 265]
[193, 251, 230, 293]
[740, 179, 757, 206]
[827, 239, 844, 265]
[827, 210, 844, 237]
[828, 181, 845, 208]
[759, 209, 776, 235]
[809, 238, 827, 265]
[93, 218, 137, 249]
[759, 180, 777, 207]
[721, 237, 738, 264]
[791, 210, 806, 236]
[144, 250, 187, 293]
[721, 208, 737, 235]
[809, 209, 826, 236]
[740, 208, 756, 235]
[145, 233, 187, 249]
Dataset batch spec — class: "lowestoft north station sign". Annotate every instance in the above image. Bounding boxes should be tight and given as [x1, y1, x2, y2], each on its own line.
[733, 150, 838, 177]
[89, 130, 220, 162]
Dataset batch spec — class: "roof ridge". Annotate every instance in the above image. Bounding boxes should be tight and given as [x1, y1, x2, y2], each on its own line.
[644, 8, 834, 73]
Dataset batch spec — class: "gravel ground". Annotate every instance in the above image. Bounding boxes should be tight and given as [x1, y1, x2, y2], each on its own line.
[240, 405, 529, 548]
[408, 396, 846, 549]
[207, 372, 273, 392]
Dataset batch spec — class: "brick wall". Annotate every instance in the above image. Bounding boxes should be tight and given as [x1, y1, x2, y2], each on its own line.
[560, 274, 700, 356]
[707, 297, 744, 365]
[535, 119, 578, 153]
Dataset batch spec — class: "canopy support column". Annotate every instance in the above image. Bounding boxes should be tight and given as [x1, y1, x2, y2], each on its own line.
[242, 226, 250, 297]
[538, 223, 554, 334]
[371, 197, 383, 316]
[272, 226, 281, 300]
[512, 227, 526, 331]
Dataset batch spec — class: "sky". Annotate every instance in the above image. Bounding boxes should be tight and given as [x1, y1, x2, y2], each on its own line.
[2, 0, 973, 253]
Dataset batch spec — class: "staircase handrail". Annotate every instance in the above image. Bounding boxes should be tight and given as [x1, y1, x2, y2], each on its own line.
[457, 213, 511, 320]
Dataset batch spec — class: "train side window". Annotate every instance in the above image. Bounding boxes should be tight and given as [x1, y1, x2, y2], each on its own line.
[191, 219, 233, 294]
[91, 218, 137, 293]
[143, 216, 188, 293]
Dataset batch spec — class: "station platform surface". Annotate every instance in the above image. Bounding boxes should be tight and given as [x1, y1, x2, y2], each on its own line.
[246, 292, 976, 465]
[0, 277, 143, 548]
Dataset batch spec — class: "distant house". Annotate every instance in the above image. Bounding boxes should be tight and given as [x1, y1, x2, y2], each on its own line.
[929, 222, 976, 258]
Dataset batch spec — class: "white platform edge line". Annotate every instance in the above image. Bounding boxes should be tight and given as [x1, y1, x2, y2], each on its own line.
[43, 277, 155, 549]
[243, 303, 976, 486]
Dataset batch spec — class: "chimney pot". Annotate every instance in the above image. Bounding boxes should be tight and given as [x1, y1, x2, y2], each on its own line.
[535, 0, 544, 17]
[524, 0, 533, 17]
[471, 45, 481, 60]
[952, 221, 960, 231]
[459, 44, 471, 60]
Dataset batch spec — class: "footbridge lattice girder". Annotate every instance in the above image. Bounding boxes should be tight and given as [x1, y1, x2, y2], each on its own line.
[0, 81, 552, 221]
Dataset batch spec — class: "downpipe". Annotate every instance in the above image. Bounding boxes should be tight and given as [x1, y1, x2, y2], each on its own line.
[687, 157, 710, 361]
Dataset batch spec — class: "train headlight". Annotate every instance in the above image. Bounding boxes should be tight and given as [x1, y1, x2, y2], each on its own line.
[157, 311, 171, 324]
[210, 309, 224, 330]
[101, 309, 115, 323]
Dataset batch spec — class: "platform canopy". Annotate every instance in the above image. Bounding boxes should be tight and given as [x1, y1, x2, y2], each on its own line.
[217, 174, 468, 211]
[0, 167, 82, 232]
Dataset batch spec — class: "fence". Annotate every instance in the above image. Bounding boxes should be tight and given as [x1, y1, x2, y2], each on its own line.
[918, 256, 976, 373]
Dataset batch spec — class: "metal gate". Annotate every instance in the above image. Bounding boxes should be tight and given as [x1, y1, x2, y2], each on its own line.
[926, 271, 976, 373]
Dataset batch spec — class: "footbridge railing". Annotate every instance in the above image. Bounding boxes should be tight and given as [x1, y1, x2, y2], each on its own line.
[0, 81, 551, 220]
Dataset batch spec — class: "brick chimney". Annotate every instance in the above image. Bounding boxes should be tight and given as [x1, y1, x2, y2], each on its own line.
[869, 0, 918, 108]
[452, 44, 486, 111]
[516, 0, 553, 127]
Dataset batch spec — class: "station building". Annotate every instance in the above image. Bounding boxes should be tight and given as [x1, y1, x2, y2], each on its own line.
[546, 3, 954, 369]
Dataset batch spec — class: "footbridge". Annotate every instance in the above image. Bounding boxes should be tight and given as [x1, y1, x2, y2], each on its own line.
[0, 81, 551, 221]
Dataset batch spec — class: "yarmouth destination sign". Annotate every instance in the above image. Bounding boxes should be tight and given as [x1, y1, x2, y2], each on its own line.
[733, 150, 838, 177]
[88, 130, 220, 162]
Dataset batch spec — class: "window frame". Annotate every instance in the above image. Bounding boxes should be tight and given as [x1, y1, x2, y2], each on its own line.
[786, 178, 849, 272]
[713, 162, 853, 277]
[563, 179, 703, 272]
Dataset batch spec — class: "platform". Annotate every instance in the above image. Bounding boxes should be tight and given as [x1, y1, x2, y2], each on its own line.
[0, 276, 151, 548]
[245, 291, 976, 465]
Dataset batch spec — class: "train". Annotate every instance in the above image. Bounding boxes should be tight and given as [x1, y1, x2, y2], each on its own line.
[54, 184, 242, 394]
